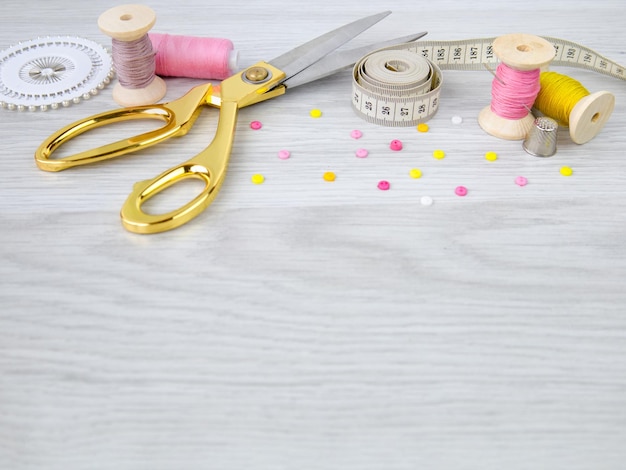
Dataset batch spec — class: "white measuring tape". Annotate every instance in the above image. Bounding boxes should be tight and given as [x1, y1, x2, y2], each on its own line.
[352, 36, 626, 126]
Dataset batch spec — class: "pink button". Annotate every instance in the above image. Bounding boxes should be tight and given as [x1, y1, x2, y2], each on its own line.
[278, 150, 291, 160]
[250, 120, 262, 130]
[355, 148, 369, 158]
[351, 129, 363, 139]
[377, 180, 390, 190]
[389, 139, 403, 151]
[455, 186, 468, 196]
[515, 176, 528, 186]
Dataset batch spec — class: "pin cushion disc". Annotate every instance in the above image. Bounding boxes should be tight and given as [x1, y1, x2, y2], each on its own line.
[0, 36, 114, 111]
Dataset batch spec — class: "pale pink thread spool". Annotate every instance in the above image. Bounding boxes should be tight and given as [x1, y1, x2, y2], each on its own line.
[149, 33, 238, 80]
[478, 33, 555, 140]
[98, 4, 167, 106]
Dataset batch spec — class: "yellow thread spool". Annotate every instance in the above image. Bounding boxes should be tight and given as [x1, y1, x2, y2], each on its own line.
[533, 71, 615, 144]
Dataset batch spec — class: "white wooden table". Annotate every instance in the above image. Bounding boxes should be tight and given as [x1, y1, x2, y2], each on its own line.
[2, 1, 626, 468]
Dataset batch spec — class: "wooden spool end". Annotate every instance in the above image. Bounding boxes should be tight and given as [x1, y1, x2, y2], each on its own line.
[478, 106, 536, 141]
[478, 33, 556, 140]
[111, 78, 166, 107]
[493, 33, 555, 71]
[98, 4, 157, 42]
[569, 90, 615, 144]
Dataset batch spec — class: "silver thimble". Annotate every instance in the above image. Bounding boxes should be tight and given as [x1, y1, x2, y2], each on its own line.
[523, 116, 558, 157]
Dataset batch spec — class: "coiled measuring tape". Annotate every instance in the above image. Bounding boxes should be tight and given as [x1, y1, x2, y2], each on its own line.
[352, 36, 626, 127]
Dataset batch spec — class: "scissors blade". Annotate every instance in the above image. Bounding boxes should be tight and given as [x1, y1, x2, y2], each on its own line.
[282, 31, 428, 88]
[269, 11, 391, 81]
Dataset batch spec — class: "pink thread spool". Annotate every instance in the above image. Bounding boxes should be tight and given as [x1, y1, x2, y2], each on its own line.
[478, 33, 555, 140]
[98, 4, 166, 106]
[149, 33, 238, 80]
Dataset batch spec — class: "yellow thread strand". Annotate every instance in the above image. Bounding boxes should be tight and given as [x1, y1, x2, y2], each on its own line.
[534, 71, 590, 126]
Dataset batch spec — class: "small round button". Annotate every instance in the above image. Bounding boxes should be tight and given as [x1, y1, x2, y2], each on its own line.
[350, 129, 363, 139]
[409, 168, 422, 179]
[251, 174, 265, 184]
[389, 139, 403, 151]
[355, 148, 369, 158]
[515, 176, 528, 186]
[454, 185, 468, 196]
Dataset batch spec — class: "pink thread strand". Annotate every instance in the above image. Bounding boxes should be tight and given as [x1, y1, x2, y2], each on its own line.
[111, 36, 157, 89]
[149, 33, 234, 80]
[490, 63, 540, 120]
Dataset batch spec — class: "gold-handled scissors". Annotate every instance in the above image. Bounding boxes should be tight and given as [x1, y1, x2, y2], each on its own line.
[35, 11, 426, 234]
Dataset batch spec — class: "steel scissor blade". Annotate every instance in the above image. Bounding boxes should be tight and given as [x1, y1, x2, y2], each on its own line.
[282, 31, 428, 88]
[269, 11, 391, 82]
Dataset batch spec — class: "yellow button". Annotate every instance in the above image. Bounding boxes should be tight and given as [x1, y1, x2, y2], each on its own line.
[310, 109, 322, 118]
[409, 168, 422, 179]
[251, 174, 265, 184]
[323, 171, 336, 182]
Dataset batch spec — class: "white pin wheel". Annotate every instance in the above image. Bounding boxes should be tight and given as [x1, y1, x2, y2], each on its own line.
[0, 36, 114, 112]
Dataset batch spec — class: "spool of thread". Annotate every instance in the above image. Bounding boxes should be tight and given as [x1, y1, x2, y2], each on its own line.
[533, 71, 615, 144]
[478, 33, 555, 140]
[98, 4, 166, 106]
[149, 33, 238, 80]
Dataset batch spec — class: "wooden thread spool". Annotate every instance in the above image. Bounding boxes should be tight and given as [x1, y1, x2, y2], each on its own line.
[478, 33, 555, 140]
[98, 4, 166, 106]
[534, 71, 615, 144]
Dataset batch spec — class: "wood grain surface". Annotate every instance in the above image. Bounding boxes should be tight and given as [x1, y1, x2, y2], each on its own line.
[1, 1, 626, 469]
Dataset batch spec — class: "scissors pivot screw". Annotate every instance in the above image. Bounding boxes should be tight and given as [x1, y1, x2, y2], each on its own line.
[244, 66, 271, 83]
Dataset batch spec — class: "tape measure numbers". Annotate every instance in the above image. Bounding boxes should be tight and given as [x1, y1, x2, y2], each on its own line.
[351, 36, 625, 127]
[352, 50, 443, 127]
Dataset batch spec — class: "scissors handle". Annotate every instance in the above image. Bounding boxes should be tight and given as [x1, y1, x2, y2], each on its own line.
[120, 100, 238, 234]
[34, 83, 215, 172]
[118, 61, 287, 234]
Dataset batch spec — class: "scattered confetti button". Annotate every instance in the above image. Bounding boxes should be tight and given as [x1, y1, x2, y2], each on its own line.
[409, 168, 422, 179]
[417, 123, 429, 132]
[277, 150, 291, 160]
[455, 185, 468, 196]
[451, 115, 463, 124]
[310, 108, 322, 118]
[350, 129, 363, 139]
[485, 151, 498, 161]
[433, 149, 445, 160]
[389, 139, 403, 151]
[420, 196, 433, 206]
[377, 180, 390, 191]
[355, 148, 369, 158]
[515, 176, 528, 186]
[251, 174, 265, 184]
[250, 120, 262, 130]
[323, 171, 336, 182]
[560, 166, 573, 176]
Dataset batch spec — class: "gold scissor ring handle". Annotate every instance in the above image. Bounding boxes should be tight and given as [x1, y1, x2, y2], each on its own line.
[120, 99, 239, 234]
